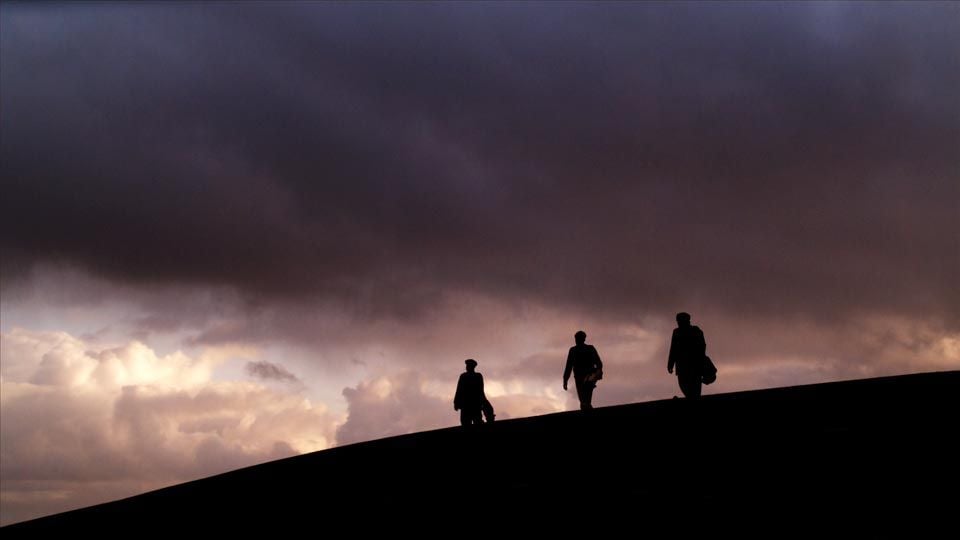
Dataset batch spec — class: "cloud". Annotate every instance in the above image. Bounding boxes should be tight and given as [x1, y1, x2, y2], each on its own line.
[335, 369, 569, 446]
[336, 372, 452, 446]
[0, 328, 339, 525]
[246, 360, 300, 383]
[1, 2, 957, 331]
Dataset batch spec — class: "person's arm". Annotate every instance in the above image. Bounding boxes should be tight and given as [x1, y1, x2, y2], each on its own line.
[563, 348, 574, 390]
[592, 345, 603, 371]
[696, 328, 706, 358]
[667, 330, 678, 374]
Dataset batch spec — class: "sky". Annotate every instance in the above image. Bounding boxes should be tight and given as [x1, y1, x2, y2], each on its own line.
[1, 1, 958, 526]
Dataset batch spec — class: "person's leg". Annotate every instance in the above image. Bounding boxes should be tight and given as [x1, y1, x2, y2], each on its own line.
[576, 380, 594, 410]
[679, 376, 701, 399]
[463, 408, 482, 425]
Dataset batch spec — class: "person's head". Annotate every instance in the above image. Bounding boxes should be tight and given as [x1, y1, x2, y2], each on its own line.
[676, 312, 691, 327]
[574, 330, 587, 345]
[465, 359, 478, 372]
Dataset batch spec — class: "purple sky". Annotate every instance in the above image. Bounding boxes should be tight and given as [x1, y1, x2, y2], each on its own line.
[1, 1, 958, 526]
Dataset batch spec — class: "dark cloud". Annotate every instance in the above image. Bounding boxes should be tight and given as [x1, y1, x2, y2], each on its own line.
[246, 360, 299, 383]
[2, 2, 958, 331]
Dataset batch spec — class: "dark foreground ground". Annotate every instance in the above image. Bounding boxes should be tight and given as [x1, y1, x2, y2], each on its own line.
[5, 370, 958, 534]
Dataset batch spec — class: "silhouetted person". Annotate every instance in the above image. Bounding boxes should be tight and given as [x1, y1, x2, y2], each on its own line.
[563, 330, 603, 410]
[668, 312, 707, 399]
[454, 359, 487, 426]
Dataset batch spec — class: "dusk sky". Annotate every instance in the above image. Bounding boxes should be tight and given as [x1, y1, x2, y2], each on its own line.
[1, 1, 958, 525]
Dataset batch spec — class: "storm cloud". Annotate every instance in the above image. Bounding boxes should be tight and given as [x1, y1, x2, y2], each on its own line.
[2, 2, 957, 330]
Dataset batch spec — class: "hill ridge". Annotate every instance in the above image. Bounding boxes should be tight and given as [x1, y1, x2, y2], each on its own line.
[6, 370, 958, 532]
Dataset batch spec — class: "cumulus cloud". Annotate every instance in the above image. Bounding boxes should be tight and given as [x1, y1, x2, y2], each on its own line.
[0, 328, 339, 525]
[336, 370, 567, 446]
[336, 372, 452, 446]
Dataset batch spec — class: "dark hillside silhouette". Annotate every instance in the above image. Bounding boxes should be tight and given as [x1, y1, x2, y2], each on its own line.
[4, 371, 958, 533]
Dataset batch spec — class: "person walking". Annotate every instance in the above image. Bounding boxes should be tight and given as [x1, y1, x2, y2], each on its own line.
[668, 312, 708, 399]
[563, 330, 604, 410]
[454, 359, 488, 425]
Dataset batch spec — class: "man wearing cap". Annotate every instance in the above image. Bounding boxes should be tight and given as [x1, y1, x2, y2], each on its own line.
[563, 330, 604, 410]
[668, 312, 707, 399]
[454, 359, 487, 426]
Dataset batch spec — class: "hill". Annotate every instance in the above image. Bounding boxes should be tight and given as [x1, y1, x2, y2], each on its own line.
[5, 370, 958, 533]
